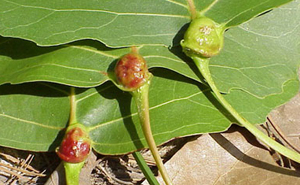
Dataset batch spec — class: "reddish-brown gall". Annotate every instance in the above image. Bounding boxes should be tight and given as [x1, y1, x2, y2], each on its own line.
[115, 53, 149, 91]
[56, 127, 91, 163]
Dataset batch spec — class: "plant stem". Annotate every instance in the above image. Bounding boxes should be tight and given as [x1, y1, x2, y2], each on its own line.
[69, 87, 77, 125]
[62, 87, 84, 185]
[187, 0, 197, 20]
[193, 56, 300, 163]
[63, 161, 84, 185]
[131, 46, 138, 54]
[132, 79, 173, 185]
[133, 151, 160, 185]
[267, 117, 300, 153]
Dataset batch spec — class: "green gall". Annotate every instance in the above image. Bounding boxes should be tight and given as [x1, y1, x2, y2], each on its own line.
[180, 17, 224, 58]
[115, 52, 149, 91]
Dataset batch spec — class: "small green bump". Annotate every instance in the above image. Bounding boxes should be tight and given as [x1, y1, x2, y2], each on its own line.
[181, 17, 224, 58]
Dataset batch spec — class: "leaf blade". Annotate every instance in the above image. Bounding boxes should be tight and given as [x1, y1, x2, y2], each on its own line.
[210, 0, 300, 97]
[0, 0, 292, 46]
[198, 0, 292, 27]
[0, 83, 69, 151]
[0, 0, 189, 47]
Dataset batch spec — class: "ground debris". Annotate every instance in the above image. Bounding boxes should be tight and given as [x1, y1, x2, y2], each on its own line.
[0, 147, 59, 185]
[0, 136, 193, 185]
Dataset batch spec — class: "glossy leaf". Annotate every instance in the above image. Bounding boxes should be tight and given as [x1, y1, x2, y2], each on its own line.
[0, 0, 189, 47]
[0, 0, 299, 154]
[80, 70, 299, 154]
[210, 0, 300, 97]
[0, 69, 297, 153]
[0, 38, 198, 87]
[196, 0, 292, 27]
[0, 1, 299, 99]
[0, 83, 69, 151]
[0, 0, 291, 47]
[0, 38, 121, 87]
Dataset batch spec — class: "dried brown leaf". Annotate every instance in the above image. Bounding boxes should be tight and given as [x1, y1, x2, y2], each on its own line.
[145, 125, 300, 185]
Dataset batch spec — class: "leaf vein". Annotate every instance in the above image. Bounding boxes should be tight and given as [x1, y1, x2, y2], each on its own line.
[144, 55, 183, 64]
[240, 23, 300, 39]
[75, 85, 113, 103]
[0, 114, 63, 130]
[0, 63, 104, 81]
[224, 0, 272, 26]
[0, 137, 54, 147]
[201, 0, 219, 14]
[166, 0, 188, 8]
[65, 45, 119, 59]
[93, 122, 227, 147]
[90, 91, 204, 130]
[3, 0, 188, 18]
[44, 15, 120, 41]
[3, 11, 55, 31]
[210, 64, 283, 89]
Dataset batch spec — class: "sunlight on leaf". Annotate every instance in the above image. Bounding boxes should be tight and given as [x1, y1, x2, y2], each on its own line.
[0, 0, 292, 46]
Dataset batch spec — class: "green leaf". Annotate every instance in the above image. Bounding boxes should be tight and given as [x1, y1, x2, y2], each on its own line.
[0, 69, 297, 153]
[0, 83, 69, 151]
[0, 1, 299, 154]
[210, 0, 300, 97]
[196, 0, 292, 27]
[225, 80, 299, 124]
[78, 71, 231, 154]
[0, 38, 200, 87]
[79, 69, 298, 154]
[0, 0, 291, 47]
[0, 0, 189, 47]
[1, 1, 298, 98]
[0, 38, 121, 87]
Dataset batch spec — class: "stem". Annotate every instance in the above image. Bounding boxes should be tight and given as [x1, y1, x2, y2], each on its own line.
[267, 117, 300, 153]
[131, 46, 138, 54]
[63, 161, 84, 185]
[69, 87, 77, 125]
[193, 56, 300, 163]
[62, 88, 84, 185]
[132, 79, 173, 185]
[133, 152, 160, 185]
[187, 0, 197, 20]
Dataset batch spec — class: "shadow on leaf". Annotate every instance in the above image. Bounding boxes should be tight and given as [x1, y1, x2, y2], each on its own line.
[96, 82, 144, 151]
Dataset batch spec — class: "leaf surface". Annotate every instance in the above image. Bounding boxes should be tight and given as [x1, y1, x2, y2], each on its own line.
[0, 69, 297, 153]
[0, 0, 189, 47]
[0, 0, 291, 47]
[86, 74, 298, 154]
[0, 38, 199, 87]
[210, 0, 300, 97]
[0, 0, 299, 154]
[0, 83, 69, 151]
[1, 0, 299, 98]
[197, 0, 292, 27]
